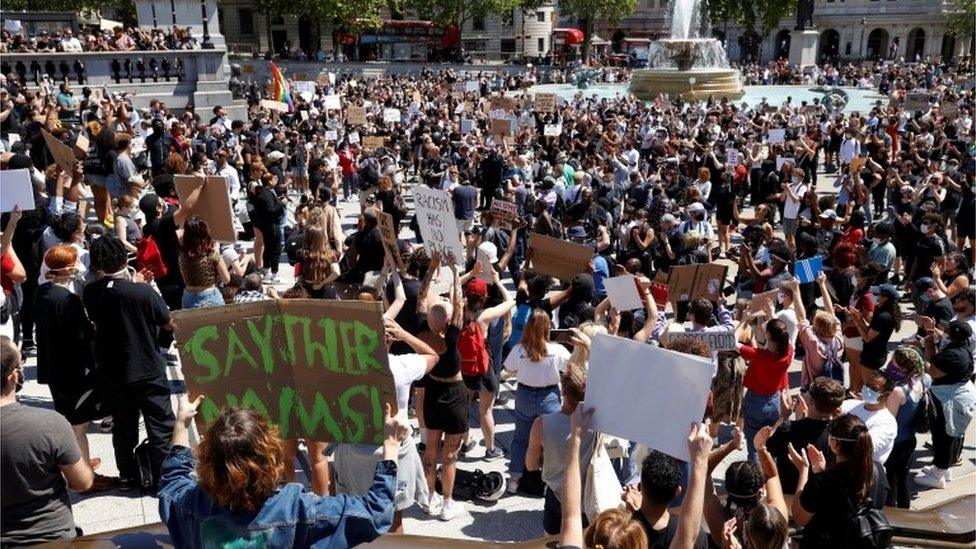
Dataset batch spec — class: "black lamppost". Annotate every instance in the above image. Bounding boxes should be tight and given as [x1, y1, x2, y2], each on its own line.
[201, 0, 215, 49]
[860, 17, 866, 60]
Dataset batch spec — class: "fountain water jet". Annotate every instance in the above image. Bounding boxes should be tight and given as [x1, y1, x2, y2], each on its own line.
[629, 0, 743, 100]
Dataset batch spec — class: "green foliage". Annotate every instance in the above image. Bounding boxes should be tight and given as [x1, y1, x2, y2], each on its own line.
[707, 0, 794, 36]
[255, 0, 385, 27]
[3, 0, 137, 24]
[559, 0, 638, 57]
[945, 0, 975, 38]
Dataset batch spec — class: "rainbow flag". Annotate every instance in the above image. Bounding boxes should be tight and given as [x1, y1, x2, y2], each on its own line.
[269, 62, 294, 112]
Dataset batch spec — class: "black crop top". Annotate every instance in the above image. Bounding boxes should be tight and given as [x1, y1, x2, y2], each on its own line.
[430, 325, 461, 378]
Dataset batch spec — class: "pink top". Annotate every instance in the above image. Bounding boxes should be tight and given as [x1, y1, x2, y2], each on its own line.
[797, 320, 845, 387]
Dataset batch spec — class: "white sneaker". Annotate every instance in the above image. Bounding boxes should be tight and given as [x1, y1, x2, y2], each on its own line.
[915, 468, 948, 489]
[440, 498, 465, 521]
[506, 477, 519, 495]
[424, 493, 443, 516]
[919, 465, 953, 481]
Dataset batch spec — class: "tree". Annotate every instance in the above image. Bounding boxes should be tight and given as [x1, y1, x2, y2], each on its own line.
[3, 0, 137, 25]
[707, 0, 794, 37]
[559, 0, 637, 61]
[945, 0, 975, 40]
[256, 0, 385, 28]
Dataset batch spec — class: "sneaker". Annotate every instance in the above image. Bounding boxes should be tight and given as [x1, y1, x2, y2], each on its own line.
[915, 468, 948, 489]
[424, 492, 444, 516]
[484, 446, 504, 461]
[459, 440, 477, 456]
[440, 498, 465, 521]
[919, 465, 952, 481]
[506, 477, 520, 495]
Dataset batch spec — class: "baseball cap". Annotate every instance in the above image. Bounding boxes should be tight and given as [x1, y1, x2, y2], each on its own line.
[948, 320, 974, 344]
[465, 278, 488, 299]
[878, 284, 900, 301]
[477, 241, 498, 264]
[266, 150, 286, 162]
[567, 226, 588, 240]
[687, 202, 706, 213]
[660, 213, 677, 225]
[819, 209, 838, 219]
[914, 277, 936, 293]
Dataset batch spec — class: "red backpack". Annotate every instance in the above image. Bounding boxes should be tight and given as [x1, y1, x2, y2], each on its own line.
[136, 236, 168, 279]
[458, 321, 490, 377]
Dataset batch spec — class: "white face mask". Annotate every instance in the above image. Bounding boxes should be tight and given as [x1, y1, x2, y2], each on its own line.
[920, 224, 931, 234]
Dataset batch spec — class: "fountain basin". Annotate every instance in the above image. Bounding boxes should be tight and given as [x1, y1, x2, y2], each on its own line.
[629, 68, 744, 101]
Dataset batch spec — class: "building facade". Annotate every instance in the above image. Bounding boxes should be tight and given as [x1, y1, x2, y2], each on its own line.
[596, 0, 972, 64]
[215, 0, 556, 61]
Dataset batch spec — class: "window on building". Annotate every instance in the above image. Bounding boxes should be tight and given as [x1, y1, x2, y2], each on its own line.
[238, 8, 255, 35]
[503, 9, 514, 26]
[472, 15, 485, 31]
[536, 10, 545, 22]
[538, 37, 545, 51]
[501, 38, 516, 53]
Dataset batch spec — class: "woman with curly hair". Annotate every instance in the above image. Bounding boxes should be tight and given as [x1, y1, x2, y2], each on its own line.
[296, 225, 339, 299]
[178, 216, 230, 308]
[158, 396, 406, 548]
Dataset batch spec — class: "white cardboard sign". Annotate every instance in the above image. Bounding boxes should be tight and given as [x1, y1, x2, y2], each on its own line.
[659, 329, 737, 353]
[323, 95, 342, 110]
[604, 274, 643, 311]
[586, 334, 713, 461]
[412, 186, 465, 265]
[767, 128, 786, 144]
[543, 124, 562, 137]
[383, 109, 401, 123]
[0, 168, 36, 212]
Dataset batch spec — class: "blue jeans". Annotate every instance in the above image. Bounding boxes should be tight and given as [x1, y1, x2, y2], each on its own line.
[181, 287, 225, 309]
[488, 317, 505, 387]
[743, 390, 781, 461]
[510, 384, 561, 477]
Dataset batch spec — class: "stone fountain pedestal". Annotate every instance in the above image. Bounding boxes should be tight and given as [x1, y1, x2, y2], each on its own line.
[630, 68, 744, 101]
[789, 29, 819, 69]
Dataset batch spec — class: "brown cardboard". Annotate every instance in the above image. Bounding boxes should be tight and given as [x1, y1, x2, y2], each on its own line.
[490, 95, 516, 112]
[378, 211, 403, 269]
[362, 136, 386, 150]
[748, 289, 779, 314]
[172, 299, 395, 443]
[41, 129, 76, 172]
[691, 263, 728, 302]
[347, 106, 367, 125]
[491, 118, 514, 137]
[174, 175, 238, 242]
[534, 93, 556, 113]
[666, 265, 698, 304]
[72, 133, 89, 160]
[527, 233, 592, 282]
[261, 99, 289, 113]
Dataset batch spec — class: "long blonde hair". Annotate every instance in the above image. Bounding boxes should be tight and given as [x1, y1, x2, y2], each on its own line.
[519, 309, 550, 362]
[301, 226, 336, 286]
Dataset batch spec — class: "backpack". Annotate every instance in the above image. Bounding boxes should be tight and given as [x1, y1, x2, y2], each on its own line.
[135, 236, 168, 279]
[458, 321, 490, 377]
[436, 469, 505, 502]
[849, 499, 894, 549]
[913, 388, 938, 434]
[285, 230, 304, 265]
[133, 438, 157, 492]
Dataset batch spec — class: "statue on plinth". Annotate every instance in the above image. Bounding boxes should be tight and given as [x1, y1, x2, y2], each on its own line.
[795, 0, 815, 31]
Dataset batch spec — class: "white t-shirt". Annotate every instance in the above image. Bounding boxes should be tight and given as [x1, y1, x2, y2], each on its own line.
[841, 399, 897, 463]
[390, 354, 428, 421]
[504, 342, 570, 388]
[783, 181, 807, 219]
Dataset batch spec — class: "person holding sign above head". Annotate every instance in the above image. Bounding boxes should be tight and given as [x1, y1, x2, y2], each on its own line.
[158, 395, 407, 549]
[332, 317, 438, 532]
[734, 317, 793, 461]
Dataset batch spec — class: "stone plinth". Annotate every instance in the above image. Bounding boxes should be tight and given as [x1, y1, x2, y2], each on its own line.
[789, 29, 819, 69]
[629, 68, 744, 101]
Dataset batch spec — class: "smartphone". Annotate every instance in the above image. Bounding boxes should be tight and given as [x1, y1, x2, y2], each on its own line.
[549, 329, 574, 344]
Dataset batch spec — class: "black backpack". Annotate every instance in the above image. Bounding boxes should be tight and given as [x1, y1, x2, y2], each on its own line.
[849, 499, 894, 549]
[133, 439, 157, 493]
[912, 388, 938, 434]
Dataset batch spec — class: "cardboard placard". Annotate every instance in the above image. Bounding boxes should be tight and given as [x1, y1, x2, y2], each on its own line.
[490, 95, 516, 112]
[323, 95, 342, 110]
[174, 175, 237, 242]
[412, 186, 465, 264]
[666, 264, 728, 304]
[325, 130, 338, 141]
[491, 117, 515, 137]
[347, 106, 367, 125]
[348, 132, 360, 145]
[776, 156, 793, 171]
[527, 233, 592, 282]
[172, 299, 395, 443]
[941, 101, 959, 118]
[452, 82, 467, 94]
[904, 92, 932, 112]
[490, 199, 518, 228]
[41, 130, 76, 172]
[316, 74, 331, 87]
[587, 334, 713, 461]
[460, 118, 474, 135]
[660, 329, 737, 353]
[293, 81, 315, 102]
[604, 274, 643, 311]
[543, 124, 562, 137]
[794, 256, 823, 284]
[747, 289, 779, 314]
[0, 168, 36, 212]
[726, 149, 738, 166]
[383, 108, 401, 124]
[378, 211, 403, 270]
[648, 281, 669, 311]
[465, 81, 479, 92]
[362, 136, 386, 150]
[73, 133, 89, 160]
[767, 128, 786, 144]
[261, 99, 289, 113]
[534, 92, 557, 113]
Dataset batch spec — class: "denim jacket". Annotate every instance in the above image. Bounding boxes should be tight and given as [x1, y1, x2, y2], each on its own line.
[157, 446, 396, 549]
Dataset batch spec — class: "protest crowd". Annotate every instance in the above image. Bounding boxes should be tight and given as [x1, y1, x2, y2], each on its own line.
[0, 55, 974, 549]
[0, 25, 199, 53]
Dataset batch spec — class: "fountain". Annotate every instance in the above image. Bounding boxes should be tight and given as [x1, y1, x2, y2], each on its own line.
[629, 0, 744, 100]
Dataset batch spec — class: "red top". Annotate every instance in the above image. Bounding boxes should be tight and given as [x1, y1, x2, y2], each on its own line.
[841, 226, 864, 248]
[338, 149, 357, 176]
[1, 253, 14, 294]
[741, 345, 793, 396]
[843, 290, 875, 338]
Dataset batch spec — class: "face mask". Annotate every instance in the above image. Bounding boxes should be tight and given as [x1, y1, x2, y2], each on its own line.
[861, 386, 880, 405]
[920, 224, 931, 233]
[885, 365, 908, 384]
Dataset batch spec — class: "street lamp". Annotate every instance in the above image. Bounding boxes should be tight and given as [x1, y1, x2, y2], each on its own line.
[200, 0, 215, 49]
[859, 17, 866, 60]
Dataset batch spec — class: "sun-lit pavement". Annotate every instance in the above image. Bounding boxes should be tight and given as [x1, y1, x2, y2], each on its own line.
[14, 170, 975, 541]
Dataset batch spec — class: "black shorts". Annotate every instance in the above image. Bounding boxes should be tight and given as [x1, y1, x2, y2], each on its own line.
[463, 368, 498, 395]
[424, 379, 469, 435]
[51, 382, 104, 426]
